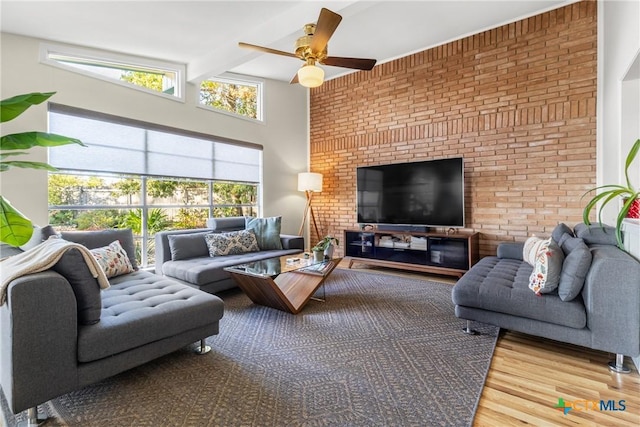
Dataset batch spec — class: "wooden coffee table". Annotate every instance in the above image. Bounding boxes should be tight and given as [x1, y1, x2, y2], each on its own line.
[224, 255, 340, 314]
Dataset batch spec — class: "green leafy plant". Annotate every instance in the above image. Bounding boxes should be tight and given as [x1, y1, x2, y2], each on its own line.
[582, 138, 640, 248]
[312, 236, 339, 252]
[1, 92, 84, 246]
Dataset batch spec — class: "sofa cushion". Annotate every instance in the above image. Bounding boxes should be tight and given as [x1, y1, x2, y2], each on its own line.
[574, 223, 617, 246]
[52, 248, 102, 325]
[18, 225, 57, 251]
[551, 223, 574, 245]
[168, 232, 210, 261]
[90, 240, 135, 278]
[61, 229, 138, 270]
[452, 257, 586, 329]
[205, 230, 259, 257]
[77, 270, 224, 362]
[161, 249, 301, 286]
[558, 236, 592, 302]
[245, 216, 283, 250]
[528, 238, 564, 295]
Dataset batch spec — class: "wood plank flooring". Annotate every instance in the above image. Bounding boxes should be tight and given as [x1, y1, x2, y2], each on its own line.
[340, 261, 640, 426]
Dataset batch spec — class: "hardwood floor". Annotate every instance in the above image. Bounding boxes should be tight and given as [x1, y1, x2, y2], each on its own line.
[340, 261, 640, 426]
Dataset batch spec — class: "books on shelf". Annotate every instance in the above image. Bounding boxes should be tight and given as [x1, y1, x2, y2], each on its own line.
[297, 261, 333, 276]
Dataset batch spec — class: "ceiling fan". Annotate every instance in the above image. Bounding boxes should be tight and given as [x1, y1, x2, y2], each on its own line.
[239, 8, 377, 88]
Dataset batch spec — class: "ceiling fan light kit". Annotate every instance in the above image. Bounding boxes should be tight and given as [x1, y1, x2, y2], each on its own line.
[239, 8, 376, 88]
[298, 63, 324, 88]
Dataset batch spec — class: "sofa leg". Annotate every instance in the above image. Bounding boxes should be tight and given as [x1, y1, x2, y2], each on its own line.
[608, 353, 631, 374]
[462, 320, 477, 335]
[195, 339, 211, 355]
[16, 406, 42, 426]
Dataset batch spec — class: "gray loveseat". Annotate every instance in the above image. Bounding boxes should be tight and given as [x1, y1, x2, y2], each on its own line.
[0, 229, 224, 424]
[452, 223, 640, 373]
[155, 216, 304, 294]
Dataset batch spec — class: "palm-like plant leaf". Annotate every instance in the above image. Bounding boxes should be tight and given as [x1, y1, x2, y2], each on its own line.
[0, 196, 34, 246]
[0, 92, 55, 123]
[0, 91, 85, 246]
[624, 139, 640, 189]
[1, 132, 84, 150]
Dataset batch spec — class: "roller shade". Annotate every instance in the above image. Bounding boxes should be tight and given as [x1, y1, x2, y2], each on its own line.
[48, 104, 262, 182]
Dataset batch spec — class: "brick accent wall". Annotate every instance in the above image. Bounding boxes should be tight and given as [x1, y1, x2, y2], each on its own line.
[309, 1, 597, 257]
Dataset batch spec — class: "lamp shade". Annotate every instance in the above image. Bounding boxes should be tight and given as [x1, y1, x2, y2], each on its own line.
[298, 172, 323, 192]
[297, 64, 324, 88]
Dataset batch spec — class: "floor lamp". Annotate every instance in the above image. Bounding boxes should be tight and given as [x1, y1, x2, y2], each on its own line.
[297, 172, 323, 240]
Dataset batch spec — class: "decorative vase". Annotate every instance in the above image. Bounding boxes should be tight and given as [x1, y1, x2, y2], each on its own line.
[324, 243, 335, 260]
[313, 250, 324, 262]
[626, 198, 640, 219]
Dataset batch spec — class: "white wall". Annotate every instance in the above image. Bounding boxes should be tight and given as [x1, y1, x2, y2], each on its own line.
[0, 33, 309, 235]
[598, 0, 640, 223]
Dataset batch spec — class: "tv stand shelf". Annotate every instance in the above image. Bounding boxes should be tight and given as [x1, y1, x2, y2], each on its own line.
[344, 229, 479, 278]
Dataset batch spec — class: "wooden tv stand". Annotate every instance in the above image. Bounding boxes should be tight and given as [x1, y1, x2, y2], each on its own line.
[344, 229, 479, 278]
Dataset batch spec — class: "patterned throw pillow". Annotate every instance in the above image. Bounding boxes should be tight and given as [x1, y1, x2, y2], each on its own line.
[204, 230, 259, 257]
[90, 240, 135, 279]
[523, 236, 547, 266]
[528, 238, 565, 295]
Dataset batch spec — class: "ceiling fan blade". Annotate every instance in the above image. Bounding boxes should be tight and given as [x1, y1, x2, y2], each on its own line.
[310, 8, 342, 54]
[322, 56, 377, 70]
[290, 72, 299, 85]
[238, 42, 298, 59]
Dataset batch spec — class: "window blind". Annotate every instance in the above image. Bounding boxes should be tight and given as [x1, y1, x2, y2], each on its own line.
[48, 104, 262, 182]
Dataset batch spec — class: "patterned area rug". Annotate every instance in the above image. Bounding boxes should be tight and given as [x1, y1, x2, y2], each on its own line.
[2, 269, 498, 427]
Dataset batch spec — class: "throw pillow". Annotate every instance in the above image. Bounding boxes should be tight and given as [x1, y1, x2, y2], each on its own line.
[52, 248, 102, 325]
[558, 236, 593, 301]
[168, 232, 210, 261]
[528, 238, 564, 295]
[573, 223, 618, 246]
[551, 223, 574, 244]
[523, 236, 547, 266]
[90, 240, 135, 279]
[245, 216, 283, 250]
[204, 230, 260, 257]
[61, 229, 139, 270]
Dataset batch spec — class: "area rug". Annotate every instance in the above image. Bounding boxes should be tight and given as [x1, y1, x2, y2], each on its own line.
[3, 269, 498, 427]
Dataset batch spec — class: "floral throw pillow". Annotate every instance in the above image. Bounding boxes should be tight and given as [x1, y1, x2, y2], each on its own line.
[528, 238, 565, 295]
[205, 230, 260, 257]
[90, 240, 135, 279]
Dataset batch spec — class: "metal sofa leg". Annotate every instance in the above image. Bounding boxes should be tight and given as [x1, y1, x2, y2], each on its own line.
[195, 339, 211, 355]
[16, 406, 42, 427]
[462, 320, 477, 335]
[608, 353, 631, 374]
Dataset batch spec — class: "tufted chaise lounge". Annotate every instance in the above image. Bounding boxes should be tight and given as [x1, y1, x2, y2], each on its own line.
[452, 223, 640, 372]
[1, 229, 224, 425]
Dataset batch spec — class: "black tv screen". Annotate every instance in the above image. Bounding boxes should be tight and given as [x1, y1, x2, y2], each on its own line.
[356, 157, 465, 228]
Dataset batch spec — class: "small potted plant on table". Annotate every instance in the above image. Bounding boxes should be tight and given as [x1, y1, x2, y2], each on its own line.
[312, 236, 339, 261]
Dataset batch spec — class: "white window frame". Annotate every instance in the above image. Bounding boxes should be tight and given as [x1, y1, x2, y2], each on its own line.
[197, 73, 265, 123]
[40, 42, 186, 102]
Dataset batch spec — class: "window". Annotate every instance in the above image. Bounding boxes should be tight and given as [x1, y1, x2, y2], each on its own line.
[199, 75, 263, 121]
[40, 43, 185, 101]
[48, 104, 262, 267]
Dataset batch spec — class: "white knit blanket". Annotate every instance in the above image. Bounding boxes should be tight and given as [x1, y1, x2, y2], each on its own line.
[0, 238, 110, 305]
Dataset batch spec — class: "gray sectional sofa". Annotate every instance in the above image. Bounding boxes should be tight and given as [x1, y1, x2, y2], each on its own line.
[0, 229, 224, 424]
[452, 223, 640, 372]
[155, 216, 304, 294]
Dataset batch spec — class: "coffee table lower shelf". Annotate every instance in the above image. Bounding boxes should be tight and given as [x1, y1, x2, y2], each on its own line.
[226, 258, 340, 314]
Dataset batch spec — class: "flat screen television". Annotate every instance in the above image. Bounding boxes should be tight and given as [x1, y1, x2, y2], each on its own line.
[356, 157, 465, 228]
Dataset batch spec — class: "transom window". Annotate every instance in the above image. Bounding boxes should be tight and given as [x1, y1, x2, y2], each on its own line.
[40, 43, 185, 101]
[199, 75, 263, 121]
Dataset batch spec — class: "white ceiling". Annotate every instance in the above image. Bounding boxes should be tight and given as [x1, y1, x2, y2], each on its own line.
[1, 0, 579, 84]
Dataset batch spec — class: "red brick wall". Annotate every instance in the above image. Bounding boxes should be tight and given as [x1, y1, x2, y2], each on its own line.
[309, 1, 597, 257]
